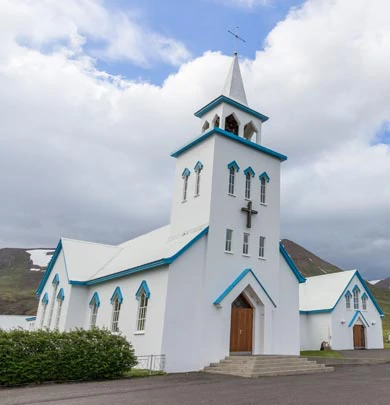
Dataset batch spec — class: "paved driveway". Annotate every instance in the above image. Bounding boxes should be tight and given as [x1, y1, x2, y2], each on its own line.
[2, 364, 390, 405]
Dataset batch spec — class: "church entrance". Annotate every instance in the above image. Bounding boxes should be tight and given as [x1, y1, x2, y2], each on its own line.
[353, 324, 366, 349]
[230, 293, 253, 354]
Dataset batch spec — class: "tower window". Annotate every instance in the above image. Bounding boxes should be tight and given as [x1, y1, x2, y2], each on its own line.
[225, 114, 239, 135]
[225, 229, 233, 252]
[243, 233, 249, 255]
[259, 236, 265, 258]
[227, 161, 239, 195]
[212, 114, 220, 128]
[202, 120, 210, 132]
[194, 161, 203, 196]
[244, 121, 258, 142]
[182, 168, 190, 202]
[245, 172, 251, 200]
[259, 172, 270, 204]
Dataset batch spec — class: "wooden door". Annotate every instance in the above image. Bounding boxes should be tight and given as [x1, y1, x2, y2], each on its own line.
[230, 294, 253, 353]
[353, 325, 365, 349]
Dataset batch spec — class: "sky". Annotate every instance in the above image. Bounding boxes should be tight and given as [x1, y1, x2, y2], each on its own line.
[1, 0, 390, 279]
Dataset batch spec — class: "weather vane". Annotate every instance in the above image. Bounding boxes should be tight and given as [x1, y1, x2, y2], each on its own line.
[228, 27, 246, 55]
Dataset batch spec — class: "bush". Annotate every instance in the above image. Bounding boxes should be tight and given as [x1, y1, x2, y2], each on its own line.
[0, 328, 137, 386]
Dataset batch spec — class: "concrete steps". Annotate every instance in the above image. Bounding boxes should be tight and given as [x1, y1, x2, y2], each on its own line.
[204, 355, 334, 378]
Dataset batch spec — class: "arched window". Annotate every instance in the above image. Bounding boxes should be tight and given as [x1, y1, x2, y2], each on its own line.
[225, 114, 239, 135]
[110, 287, 123, 333]
[345, 291, 352, 310]
[47, 274, 59, 329]
[244, 167, 255, 200]
[227, 161, 239, 195]
[194, 161, 203, 196]
[89, 292, 100, 329]
[259, 172, 270, 204]
[136, 281, 150, 332]
[353, 286, 360, 310]
[212, 114, 220, 128]
[55, 288, 64, 329]
[243, 121, 258, 142]
[40, 292, 49, 328]
[202, 120, 210, 132]
[182, 168, 190, 202]
[361, 293, 368, 311]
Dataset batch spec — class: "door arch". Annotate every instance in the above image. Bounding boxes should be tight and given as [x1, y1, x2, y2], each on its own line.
[230, 293, 253, 353]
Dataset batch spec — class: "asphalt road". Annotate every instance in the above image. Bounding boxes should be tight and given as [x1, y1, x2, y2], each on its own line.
[2, 364, 390, 405]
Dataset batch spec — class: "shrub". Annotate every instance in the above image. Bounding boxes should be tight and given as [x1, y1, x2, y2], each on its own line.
[0, 328, 137, 386]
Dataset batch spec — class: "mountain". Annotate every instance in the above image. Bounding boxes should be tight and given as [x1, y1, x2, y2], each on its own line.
[374, 278, 390, 289]
[0, 248, 54, 315]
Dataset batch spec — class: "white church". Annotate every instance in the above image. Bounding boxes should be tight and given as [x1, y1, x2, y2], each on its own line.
[34, 54, 383, 372]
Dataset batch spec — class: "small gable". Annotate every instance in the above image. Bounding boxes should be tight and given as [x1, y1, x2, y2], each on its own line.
[136, 280, 151, 300]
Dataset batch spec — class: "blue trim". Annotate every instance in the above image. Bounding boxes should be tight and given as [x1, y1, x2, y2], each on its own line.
[194, 95, 269, 122]
[36, 241, 62, 296]
[345, 290, 352, 298]
[227, 160, 240, 172]
[41, 292, 49, 305]
[89, 292, 101, 307]
[171, 127, 287, 162]
[25, 316, 36, 322]
[78, 227, 209, 286]
[354, 271, 384, 317]
[244, 166, 255, 177]
[352, 284, 361, 293]
[348, 311, 370, 328]
[52, 273, 59, 285]
[279, 243, 306, 284]
[300, 309, 331, 315]
[259, 172, 270, 183]
[136, 280, 151, 300]
[213, 268, 277, 308]
[56, 288, 64, 301]
[361, 292, 368, 300]
[194, 161, 203, 171]
[110, 287, 123, 304]
[182, 168, 190, 178]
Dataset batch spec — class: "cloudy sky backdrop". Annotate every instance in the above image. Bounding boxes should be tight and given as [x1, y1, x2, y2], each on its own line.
[1, 0, 390, 279]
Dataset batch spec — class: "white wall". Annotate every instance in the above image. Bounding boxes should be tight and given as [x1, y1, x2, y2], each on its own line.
[300, 313, 332, 351]
[0, 315, 29, 330]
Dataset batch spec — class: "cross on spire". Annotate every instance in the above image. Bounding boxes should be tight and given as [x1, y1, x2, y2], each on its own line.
[228, 27, 246, 55]
[241, 200, 258, 228]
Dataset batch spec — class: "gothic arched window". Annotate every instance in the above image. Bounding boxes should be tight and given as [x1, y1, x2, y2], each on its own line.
[55, 288, 64, 330]
[353, 286, 360, 310]
[244, 167, 255, 200]
[227, 161, 240, 195]
[225, 114, 239, 135]
[362, 293, 368, 311]
[89, 292, 100, 329]
[194, 161, 203, 196]
[136, 281, 150, 332]
[259, 172, 270, 204]
[202, 120, 210, 132]
[110, 287, 123, 333]
[212, 114, 220, 128]
[182, 168, 190, 202]
[345, 291, 352, 310]
[40, 292, 49, 328]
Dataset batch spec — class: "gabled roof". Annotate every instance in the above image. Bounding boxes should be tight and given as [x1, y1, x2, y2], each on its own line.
[299, 270, 384, 317]
[36, 224, 209, 295]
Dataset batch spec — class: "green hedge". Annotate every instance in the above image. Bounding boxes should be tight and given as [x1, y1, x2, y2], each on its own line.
[0, 328, 137, 386]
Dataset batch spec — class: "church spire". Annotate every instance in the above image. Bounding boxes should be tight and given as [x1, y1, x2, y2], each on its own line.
[222, 53, 248, 106]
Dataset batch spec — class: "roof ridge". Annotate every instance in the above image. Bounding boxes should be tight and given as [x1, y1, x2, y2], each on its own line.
[61, 237, 117, 248]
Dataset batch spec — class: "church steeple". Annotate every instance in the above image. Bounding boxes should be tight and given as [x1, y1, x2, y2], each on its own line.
[222, 53, 248, 106]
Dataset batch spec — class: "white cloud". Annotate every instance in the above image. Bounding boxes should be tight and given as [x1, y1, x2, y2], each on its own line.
[1, 0, 390, 279]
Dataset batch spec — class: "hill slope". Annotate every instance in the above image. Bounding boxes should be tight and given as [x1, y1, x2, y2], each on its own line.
[0, 248, 53, 315]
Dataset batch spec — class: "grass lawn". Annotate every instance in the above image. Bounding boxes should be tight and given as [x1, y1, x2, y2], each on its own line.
[300, 350, 343, 358]
[123, 369, 165, 378]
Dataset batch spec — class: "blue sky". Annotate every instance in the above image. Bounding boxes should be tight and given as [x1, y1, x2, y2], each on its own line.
[96, 0, 303, 84]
